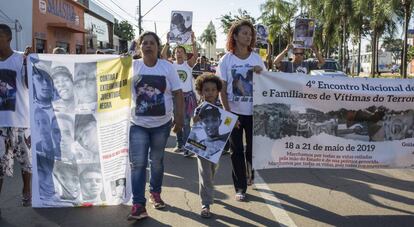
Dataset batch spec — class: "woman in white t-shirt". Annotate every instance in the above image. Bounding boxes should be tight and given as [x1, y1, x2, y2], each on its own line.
[217, 20, 265, 202]
[161, 32, 198, 156]
[127, 31, 184, 221]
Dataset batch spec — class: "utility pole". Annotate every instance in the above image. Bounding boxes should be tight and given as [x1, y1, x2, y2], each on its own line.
[138, 0, 142, 35]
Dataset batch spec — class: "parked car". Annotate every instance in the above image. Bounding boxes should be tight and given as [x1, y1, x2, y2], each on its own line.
[310, 59, 348, 77]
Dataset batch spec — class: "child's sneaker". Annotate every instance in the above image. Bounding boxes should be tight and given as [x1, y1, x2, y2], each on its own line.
[149, 192, 166, 209]
[127, 204, 148, 220]
[200, 205, 212, 218]
[173, 146, 184, 153]
[183, 150, 194, 157]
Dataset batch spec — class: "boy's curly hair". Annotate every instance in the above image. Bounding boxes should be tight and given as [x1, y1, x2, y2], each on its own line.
[194, 73, 223, 96]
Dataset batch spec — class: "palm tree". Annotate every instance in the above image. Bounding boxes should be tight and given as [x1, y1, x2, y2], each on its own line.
[260, 0, 297, 53]
[200, 21, 217, 59]
[401, 0, 414, 78]
[367, 0, 398, 77]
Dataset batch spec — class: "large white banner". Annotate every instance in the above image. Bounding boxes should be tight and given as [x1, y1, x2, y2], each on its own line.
[253, 72, 414, 169]
[28, 54, 132, 207]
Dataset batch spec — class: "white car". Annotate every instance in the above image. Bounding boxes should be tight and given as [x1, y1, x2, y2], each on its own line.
[310, 69, 348, 77]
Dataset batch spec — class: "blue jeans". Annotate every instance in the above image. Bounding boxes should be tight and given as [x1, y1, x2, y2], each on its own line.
[129, 120, 172, 206]
[176, 114, 191, 148]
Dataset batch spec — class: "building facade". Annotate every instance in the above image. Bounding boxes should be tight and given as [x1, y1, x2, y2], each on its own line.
[33, 0, 86, 54]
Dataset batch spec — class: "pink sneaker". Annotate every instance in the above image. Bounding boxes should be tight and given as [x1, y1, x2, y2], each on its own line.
[127, 204, 148, 220]
[149, 192, 166, 209]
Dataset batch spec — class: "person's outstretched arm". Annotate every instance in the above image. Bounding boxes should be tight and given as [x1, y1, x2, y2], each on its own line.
[273, 44, 292, 68]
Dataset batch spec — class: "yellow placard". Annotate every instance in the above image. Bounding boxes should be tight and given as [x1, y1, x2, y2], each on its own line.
[96, 57, 132, 112]
[224, 117, 232, 126]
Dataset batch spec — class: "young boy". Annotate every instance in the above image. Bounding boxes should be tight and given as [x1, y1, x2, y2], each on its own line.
[193, 73, 224, 218]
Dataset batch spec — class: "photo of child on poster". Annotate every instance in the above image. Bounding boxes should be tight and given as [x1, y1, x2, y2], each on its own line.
[185, 102, 237, 163]
[293, 18, 316, 49]
[169, 11, 193, 45]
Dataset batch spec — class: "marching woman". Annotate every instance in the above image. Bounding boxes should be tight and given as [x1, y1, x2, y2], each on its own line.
[127, 31, 184, 220]
[217, 20, 265, 201]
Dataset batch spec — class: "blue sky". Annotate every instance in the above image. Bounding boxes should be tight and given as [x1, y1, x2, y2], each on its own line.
[96, 0, 266, 48]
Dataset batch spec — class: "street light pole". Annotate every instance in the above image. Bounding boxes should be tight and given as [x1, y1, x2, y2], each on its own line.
[138, 0, 142, 35]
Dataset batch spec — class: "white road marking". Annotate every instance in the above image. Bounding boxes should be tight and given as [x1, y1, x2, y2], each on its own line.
[255, 172, 297, 227]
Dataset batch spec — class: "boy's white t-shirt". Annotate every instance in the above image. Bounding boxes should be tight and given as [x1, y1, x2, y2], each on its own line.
[173, 61, 193, 93]
[0, 51, 29, 127]
[217, 52, 266, 115]
[131, 59, 182, 128]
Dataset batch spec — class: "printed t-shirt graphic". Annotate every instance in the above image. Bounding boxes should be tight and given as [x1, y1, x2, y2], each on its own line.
[177, 70, 188, 83]
[0, 69, 17, 111]
[134, 75, 166, 116]
[230, 66, 253, 102]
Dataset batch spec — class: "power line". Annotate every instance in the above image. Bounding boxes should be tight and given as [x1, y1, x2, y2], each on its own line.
[108, 0, 136, 20]
[142, 0, 164, 18]
[0, 9, 14, 23]
[93, 0, 138, 28]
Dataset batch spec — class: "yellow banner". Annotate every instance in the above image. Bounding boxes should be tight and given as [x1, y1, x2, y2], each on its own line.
[96, 57, 132, 112]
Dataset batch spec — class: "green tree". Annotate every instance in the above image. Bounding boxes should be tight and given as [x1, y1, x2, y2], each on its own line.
[199, 21, 217, 58]
[219, 9, 256, 34]
[260, 0, 297, 54]
[382, 37, 403, 63]
[114, 20, 135, 41]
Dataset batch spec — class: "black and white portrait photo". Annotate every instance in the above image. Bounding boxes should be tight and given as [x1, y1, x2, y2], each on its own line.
[53, 160, 81, 203]
[169, 11, 193, 45]
[51, 65, 75, 112]
[111, 178, 126, 199]
[32, 61, 55, 109]
[256, 24, 268, 45]
[74, 62, 97, 111]
[74, 114, 99, 163]
[51, 113, 76, 163]
[79, 164, 104, 204]
[134, 75, 166, 116]
[185, 103, 237, 163]
[0, 70, 17, 111]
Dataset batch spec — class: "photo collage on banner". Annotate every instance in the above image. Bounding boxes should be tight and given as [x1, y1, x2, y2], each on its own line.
[293, 18, 316, 49]
[253, 72, 414, 170]
[185, 102, 237, 163]
[168, 10, 193, 45]
[29, 54, 131, 207]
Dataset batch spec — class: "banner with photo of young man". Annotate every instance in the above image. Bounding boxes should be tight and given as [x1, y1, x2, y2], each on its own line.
[169, 10, 193, 45]
[28, 54, 132, 207]
[253, 72, 414, 170]
[185, 102, 238, 163]
[293, 18, 316, 49]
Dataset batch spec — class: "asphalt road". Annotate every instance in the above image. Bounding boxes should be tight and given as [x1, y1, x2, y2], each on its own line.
[1, 134, 413, 227]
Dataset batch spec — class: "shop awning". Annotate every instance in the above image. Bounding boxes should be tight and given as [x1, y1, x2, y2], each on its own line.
[47, 23, 86, 33]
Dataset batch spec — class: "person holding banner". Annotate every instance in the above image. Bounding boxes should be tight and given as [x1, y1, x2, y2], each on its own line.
[0, 24, 32, 213]
[218, 20, 266, 201]
[273, 43, 325, 74]
[128, 31, 184, 221]
[162, 32, 198, 156]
